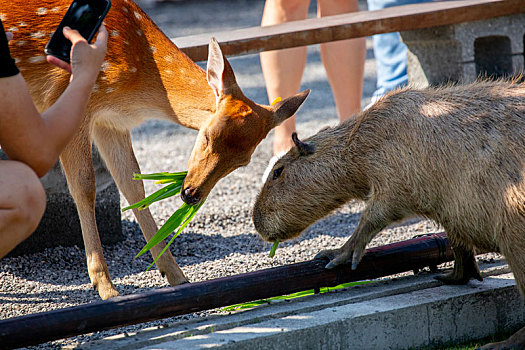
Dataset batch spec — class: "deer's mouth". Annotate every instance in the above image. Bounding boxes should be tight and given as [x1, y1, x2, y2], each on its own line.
[181, 186, 202, 206]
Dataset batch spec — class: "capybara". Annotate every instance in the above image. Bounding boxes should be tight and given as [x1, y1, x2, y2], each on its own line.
[253, 79, 525, 349]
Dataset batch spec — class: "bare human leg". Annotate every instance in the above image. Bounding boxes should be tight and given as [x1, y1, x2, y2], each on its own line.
[0, 160, 46, 258]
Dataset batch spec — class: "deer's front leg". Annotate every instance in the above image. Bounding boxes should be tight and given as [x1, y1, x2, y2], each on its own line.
[315, 200, 399, 270]
[60, 128, 118, 300]
[93, 125, 188, 286]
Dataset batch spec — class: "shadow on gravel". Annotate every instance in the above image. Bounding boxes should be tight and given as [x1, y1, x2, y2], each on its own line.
[0, 288, 96, 306]
[1, 211, 427, 288]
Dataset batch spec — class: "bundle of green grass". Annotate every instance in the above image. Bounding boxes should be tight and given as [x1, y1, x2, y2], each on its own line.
[122, 171, 205, 269]
[124, 171, 280, 267]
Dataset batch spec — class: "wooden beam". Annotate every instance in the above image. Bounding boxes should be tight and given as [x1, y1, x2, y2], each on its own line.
[0, 233, 453, 349]
[173, 0, 525, 62]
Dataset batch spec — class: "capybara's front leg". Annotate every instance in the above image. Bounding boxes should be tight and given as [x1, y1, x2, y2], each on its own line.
[315, 201, 398, 270]
[435, 245, 482, 284]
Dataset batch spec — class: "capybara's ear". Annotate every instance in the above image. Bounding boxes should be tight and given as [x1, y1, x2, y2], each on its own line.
[206, 37, 237, 98]
[292, 132, 315, 156]
[271, 89, 310, 126]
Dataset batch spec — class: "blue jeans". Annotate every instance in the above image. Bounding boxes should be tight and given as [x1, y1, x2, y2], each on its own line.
[367, 0, 433, 99]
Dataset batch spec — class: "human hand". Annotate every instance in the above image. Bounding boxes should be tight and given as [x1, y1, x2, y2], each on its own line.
[46, 24, 108, 80]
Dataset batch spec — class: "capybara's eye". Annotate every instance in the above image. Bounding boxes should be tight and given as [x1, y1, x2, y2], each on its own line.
[272, 166, 284, 180]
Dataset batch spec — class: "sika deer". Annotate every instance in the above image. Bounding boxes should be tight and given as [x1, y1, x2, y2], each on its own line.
[4, 0, 309, 299]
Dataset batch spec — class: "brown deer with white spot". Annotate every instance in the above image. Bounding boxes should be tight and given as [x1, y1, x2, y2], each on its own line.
[3, 0, 309, 300]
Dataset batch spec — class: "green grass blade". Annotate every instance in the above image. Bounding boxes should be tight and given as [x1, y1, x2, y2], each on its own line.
[142, 185, 182, 208]
[135, 203, 193, 258]
[269, 240, 279, 258]
[133, 172, 187, 181]
[154, 179, 182, 184]
[127, 171, 206, 271]
[221, 280, 373, 312]
[145, 200, 205, 271]
[122, 182, 181, 212]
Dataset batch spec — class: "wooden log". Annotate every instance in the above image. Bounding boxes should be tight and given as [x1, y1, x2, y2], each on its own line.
[173, 0, 525, 62]
[0, 233, 453, 349]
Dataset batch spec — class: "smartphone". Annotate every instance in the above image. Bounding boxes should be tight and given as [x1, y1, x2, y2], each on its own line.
[45, 0, 111, 63]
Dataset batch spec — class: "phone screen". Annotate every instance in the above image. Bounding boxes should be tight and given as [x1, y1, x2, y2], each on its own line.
[45, 0, 111, 62]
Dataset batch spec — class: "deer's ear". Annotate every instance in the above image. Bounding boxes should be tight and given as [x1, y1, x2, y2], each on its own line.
[271, 89, 310, 126]
[207, 37, 237, 98]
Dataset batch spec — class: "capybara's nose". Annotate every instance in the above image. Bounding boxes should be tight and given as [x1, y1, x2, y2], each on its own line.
[181, 187, 200, 206]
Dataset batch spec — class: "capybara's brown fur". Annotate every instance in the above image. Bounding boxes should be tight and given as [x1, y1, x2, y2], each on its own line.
[253, 79, 525, 348]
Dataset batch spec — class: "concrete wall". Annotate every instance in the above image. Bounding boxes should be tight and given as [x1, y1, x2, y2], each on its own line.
[401, 13, 525, 86]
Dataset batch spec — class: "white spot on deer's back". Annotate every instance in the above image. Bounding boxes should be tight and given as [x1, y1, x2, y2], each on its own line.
[164, 55, 173, 63]
[165, 69, 172, 75]
[136, 29, 143, 36]
[28, 56, 46, 63]
[51, 7, 60, 13]
[0, 14, 7, 21]
[111, 30, 119, 37]
[122, 6, 129, 13]
[129, 67, 137, 73]
[134, 11, 142, 20]
[14, 58, 21, 64]
[106, 87, 114, 94]
[16, 41, 26, 46]
[8, 27, 18, 32]
[18, 22, 28, 27]
[36, 8, 48, 15]
[101, 61, 110, 72]
[150, 46, 156, 53]
[30, 31, 46, 39]
[92, 84, 99, 92]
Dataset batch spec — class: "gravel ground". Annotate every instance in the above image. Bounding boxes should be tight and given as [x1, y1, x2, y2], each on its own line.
[0, 0, 500, 348]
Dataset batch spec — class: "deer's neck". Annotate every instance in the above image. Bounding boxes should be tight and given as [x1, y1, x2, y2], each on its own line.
[158, 53, 217, 130]
[102, 4, 217, 131]
[135, 33, 217, 130]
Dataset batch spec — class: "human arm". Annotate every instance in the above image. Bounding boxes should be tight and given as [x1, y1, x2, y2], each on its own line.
[0, 25, 108, 177]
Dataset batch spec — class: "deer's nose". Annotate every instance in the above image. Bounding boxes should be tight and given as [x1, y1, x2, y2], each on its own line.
[181, 187, 201, 206]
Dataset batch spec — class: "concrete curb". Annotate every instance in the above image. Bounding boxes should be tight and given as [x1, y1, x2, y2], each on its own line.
[80, 262, 525, 349]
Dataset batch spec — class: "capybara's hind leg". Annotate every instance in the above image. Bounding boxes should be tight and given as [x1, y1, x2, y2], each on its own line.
[435, 245, 482, 284]
[478, 325, 525, 350]
[478, 226, 525, 349]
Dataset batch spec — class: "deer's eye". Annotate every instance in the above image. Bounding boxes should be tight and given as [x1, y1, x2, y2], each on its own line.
[272, 166, 284, 180]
